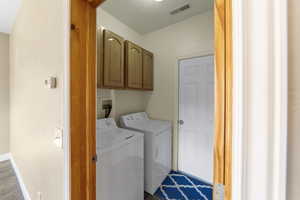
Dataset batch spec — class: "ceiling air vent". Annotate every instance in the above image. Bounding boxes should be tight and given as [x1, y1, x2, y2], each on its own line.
[170, 4, 190, 15]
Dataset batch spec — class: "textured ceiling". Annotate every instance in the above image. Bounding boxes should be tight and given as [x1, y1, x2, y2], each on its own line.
[0, 0, 21, 33]
[100, 0, 213, 35]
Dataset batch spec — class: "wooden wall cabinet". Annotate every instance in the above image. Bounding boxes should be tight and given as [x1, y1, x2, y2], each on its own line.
[97, 27, 104, 88]
[98, 29, 125, 89]
[142, 49, 154, 90]
[98, 29, 153, 91]
[125, 41, 143, 89]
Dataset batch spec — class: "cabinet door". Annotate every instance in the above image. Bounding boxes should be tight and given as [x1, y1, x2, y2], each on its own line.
[142, 50, 154, 90]
[97, 27, 104, 88]
[103, 30, 125, 88]
[126, 41, 143, 89]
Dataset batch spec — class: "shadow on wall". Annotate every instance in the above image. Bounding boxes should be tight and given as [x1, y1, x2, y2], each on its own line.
[97, 89, 153, 122]
[0, 33, 10, 155]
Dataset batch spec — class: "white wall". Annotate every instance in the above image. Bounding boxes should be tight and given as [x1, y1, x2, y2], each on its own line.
[97, 8, 148, 121]
[97, 8, 143, 44]
[9, 0, 66, 199]
[0, 33, 10, 155]
[287, 0, 300, 199]
[142, 11, 214, 168]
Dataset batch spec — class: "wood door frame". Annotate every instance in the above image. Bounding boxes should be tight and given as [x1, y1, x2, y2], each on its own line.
[69, 0, 232, 199]
[214, 0, 233, 199]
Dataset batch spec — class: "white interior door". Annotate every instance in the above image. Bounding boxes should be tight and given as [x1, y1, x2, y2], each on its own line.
[178, 55, 214, 183]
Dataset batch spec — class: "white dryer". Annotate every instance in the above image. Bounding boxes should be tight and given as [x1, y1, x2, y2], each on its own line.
[120, 112, 172, 195]
[96, 118, 144, 200]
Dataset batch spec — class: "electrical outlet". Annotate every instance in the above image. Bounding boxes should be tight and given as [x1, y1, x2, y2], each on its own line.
[37, 192, 42, 200]
[54, 127, 63, 149]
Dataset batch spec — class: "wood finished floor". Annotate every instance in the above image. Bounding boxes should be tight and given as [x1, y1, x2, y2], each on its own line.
[0, 160, 24, 200]
[144, 192, 160, 200]
[0, 159, 159, 200]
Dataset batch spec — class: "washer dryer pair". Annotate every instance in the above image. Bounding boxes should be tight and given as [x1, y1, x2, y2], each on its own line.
[120, 112, 172, 195]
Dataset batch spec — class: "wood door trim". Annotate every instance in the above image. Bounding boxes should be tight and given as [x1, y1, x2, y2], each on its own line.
[224, 0, 233, 199]
[70, 0, 232, 199]
[214, 0, 226, 185]
[87, 0, 105, 8]
[214, 0, 233, 199]
[70, 0, 99, 200]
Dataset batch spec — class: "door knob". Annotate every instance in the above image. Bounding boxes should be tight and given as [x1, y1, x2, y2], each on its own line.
[178, 120, 184, 125]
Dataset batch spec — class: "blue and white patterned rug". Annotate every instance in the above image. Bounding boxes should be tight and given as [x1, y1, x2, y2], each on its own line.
[154, 171, 213, 200]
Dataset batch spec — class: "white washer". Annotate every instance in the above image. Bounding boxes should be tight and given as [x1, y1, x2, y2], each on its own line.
[120, 112, 172, 195]
[96, 118, 144, 200]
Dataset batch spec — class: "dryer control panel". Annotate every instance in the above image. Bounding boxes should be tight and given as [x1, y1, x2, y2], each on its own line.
[120, 112, 149, 127]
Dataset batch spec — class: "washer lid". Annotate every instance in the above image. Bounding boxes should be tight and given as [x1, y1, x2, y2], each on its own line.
[97, 128, 134, 153]
[97, 118, 117, 131]
[96, 118, 137, 153]
[124, 120, 171, 135]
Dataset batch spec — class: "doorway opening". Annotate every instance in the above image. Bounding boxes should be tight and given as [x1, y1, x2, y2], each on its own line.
[70, 0, 232, 200]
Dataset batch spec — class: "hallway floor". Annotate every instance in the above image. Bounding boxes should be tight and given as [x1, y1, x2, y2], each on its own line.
[0, 160, 24, 200]
[145, 192, 160, 200]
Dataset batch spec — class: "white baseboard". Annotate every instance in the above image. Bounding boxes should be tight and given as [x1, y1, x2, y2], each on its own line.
[0, 153, 31, 200]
